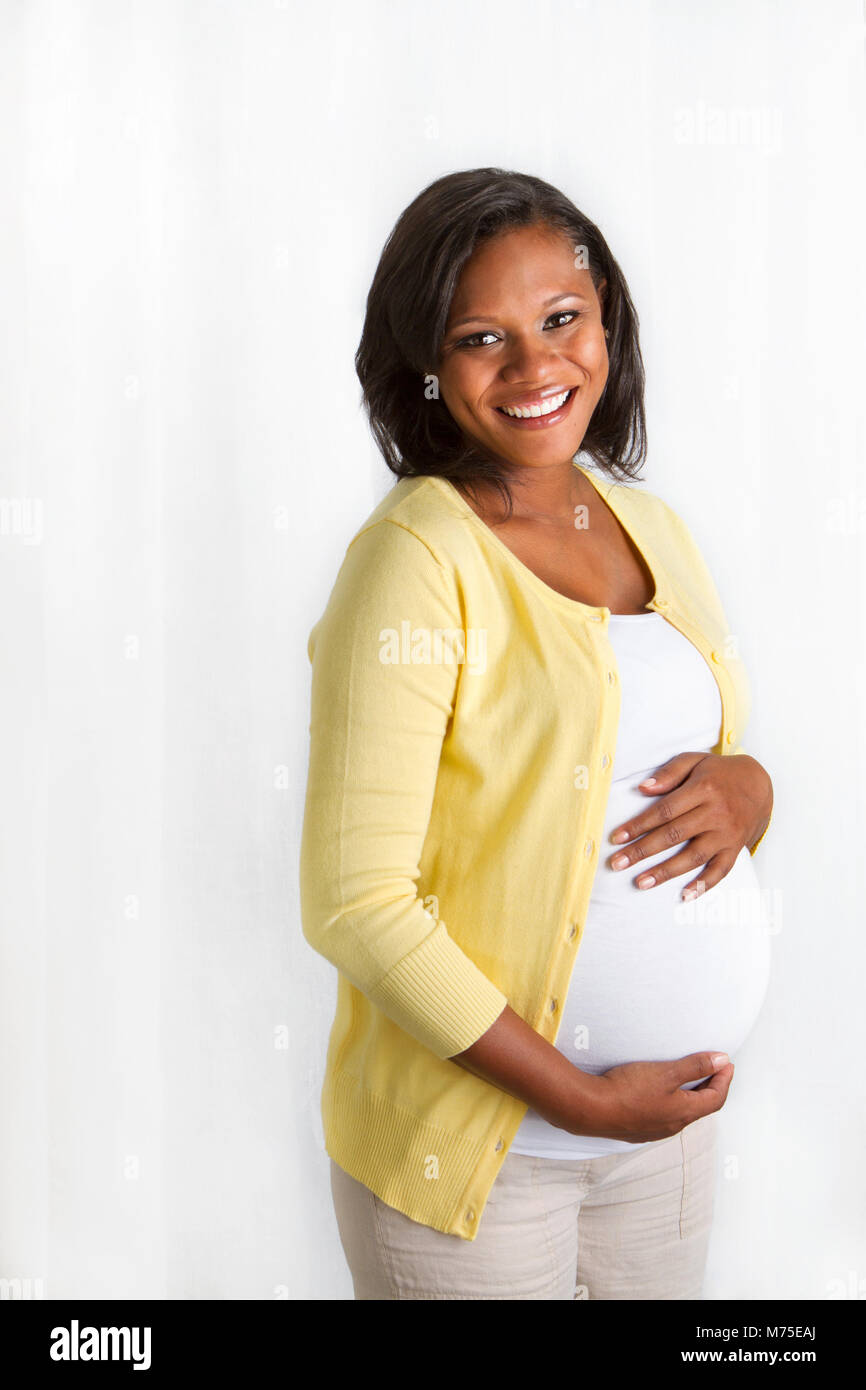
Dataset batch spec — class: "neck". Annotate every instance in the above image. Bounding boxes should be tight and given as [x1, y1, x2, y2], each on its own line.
[491, 459, 587, 523]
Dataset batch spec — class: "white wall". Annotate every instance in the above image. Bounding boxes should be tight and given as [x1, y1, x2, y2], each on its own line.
[1, 0, 863, 1300]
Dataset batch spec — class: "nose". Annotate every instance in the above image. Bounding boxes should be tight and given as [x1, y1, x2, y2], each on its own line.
[499, 334, 562, 385]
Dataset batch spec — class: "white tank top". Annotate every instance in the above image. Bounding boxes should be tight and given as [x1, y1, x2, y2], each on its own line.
[510, 611, 772, 1159]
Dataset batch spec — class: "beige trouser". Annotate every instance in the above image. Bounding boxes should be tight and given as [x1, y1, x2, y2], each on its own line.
[329, 1110, 718, 1300]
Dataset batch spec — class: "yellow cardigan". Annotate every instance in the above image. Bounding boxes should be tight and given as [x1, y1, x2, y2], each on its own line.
[299, 462, 770, 1241]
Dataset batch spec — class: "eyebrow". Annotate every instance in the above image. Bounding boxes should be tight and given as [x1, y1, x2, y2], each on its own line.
[446, 292, 588, 332]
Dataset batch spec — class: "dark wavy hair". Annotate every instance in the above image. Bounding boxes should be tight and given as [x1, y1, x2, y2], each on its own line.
[355, 167, 647, 517]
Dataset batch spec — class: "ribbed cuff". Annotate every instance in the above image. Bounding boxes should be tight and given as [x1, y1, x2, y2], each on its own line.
[368, 919, 510, 1061]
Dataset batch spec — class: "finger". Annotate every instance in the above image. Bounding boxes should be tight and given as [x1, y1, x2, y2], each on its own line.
[629, 838, 717, 890]
[672, 1050, 731, 1086]
[677, 855, 732, 901]
[608, 793, 710, 862]
[640, 846, 738, 895]
[636, 752, 706, 791]
[609, 760, 706, 845]
[686, 1063, 735, 1113]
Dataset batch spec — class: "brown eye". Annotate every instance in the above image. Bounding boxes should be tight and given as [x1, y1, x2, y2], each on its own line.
[457, 331, 499, 349]
[457, 310, 579, 348]
[545, 311, 579, 329]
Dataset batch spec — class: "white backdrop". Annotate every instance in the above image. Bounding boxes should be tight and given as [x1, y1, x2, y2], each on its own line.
[1, 0, 864, 1301]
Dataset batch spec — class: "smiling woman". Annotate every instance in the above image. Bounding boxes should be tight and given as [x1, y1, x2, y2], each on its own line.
[354, 168, 646, 519]
[301, 167, 774, 1300]
[435, 223, 611, 458]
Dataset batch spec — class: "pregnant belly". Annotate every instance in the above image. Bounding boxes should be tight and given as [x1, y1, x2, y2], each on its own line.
[554, 846, 772, 1086]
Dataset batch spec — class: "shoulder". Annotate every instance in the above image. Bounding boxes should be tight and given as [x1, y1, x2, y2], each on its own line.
[595, 469, 699, 545]
[342, 474, 480, 575]
[308, 477, 473, 659]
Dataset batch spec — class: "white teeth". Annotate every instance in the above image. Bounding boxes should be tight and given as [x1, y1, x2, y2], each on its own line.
[500, 389, 570, 419]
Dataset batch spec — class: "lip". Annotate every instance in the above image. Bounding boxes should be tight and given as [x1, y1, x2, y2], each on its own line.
[495, 385, 575, 411]
[495, 387, 578, 430]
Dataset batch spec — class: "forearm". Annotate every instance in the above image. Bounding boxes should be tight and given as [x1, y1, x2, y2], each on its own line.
[449, 1003, 599, 1134]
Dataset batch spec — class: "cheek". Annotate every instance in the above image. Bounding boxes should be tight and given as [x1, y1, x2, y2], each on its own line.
[577, 332, 609, 375]
[581, 345, 609, 400]
[439, 367, 486, 420]
[438, 384, 469, 424]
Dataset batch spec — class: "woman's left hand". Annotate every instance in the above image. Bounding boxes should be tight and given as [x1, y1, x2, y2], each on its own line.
[607, 753, 773, 900]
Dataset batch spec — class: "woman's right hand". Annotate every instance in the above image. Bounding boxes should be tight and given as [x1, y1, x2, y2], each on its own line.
[573, 1052, 735, 1143]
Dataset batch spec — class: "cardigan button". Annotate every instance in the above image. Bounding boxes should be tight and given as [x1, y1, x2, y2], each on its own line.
[607, 669, 616, 684]
[549, 998, 558, 1013]
[567, 922, 578, 939]
[601, 753, 610, 770]
[465, 1208, 475, 1224]
[495, 1138, 503, 1151]
[585, 837, 594, 857]
[711, 650, 722, 663]
[726, 730, 736, 744]
[655, 598, 669, 608]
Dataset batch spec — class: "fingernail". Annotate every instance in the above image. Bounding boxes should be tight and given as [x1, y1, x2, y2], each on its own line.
[611, 831, 629, 844]
[611, 854, 629, 870]
[636, 875, 655, 889]
[640, 777, 656, 786]
[711, 1053, 729, 1067]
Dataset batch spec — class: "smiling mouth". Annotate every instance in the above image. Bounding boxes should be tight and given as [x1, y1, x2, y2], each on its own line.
[496, 387, 576, 420]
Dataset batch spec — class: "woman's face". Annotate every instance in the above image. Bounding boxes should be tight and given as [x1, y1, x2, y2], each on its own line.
[435, 222, 609, 472]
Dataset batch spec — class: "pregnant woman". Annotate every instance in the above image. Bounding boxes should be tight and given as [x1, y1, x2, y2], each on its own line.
[299, 168, 774, 1300]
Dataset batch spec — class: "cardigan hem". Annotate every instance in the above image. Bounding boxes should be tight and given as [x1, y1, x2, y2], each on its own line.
[323, 1067, 519, 1242]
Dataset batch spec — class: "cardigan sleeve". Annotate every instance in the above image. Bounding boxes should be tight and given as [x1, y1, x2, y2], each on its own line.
[299, 517, 509, 1061]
